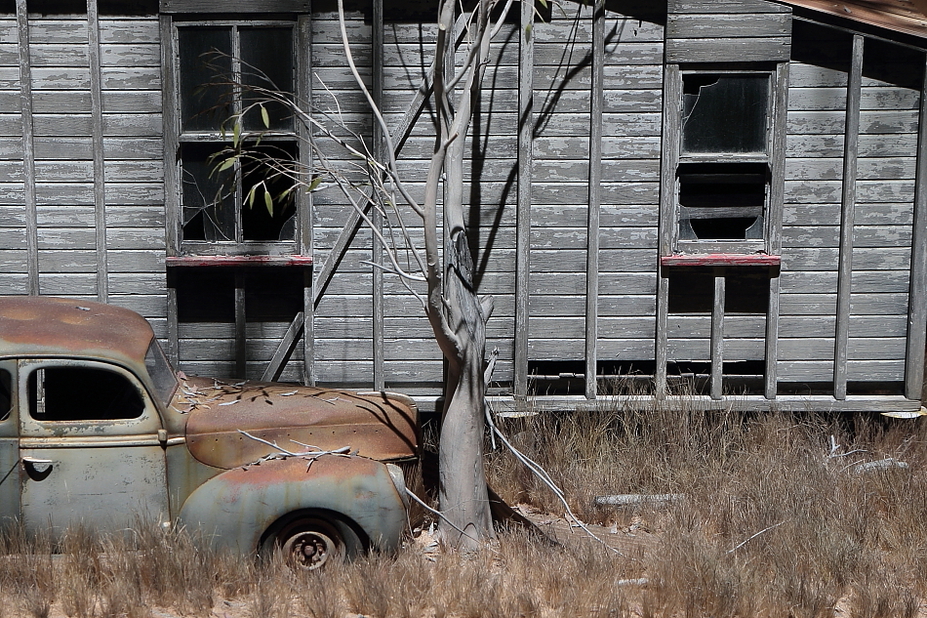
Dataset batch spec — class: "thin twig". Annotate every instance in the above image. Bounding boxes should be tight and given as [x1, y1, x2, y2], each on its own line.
[484, 403, 623, 556]
[405, 488, 481, 546]
[727, 521, 784, 554]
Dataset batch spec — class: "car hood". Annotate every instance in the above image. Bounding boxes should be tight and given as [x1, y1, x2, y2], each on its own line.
[174, 377, 418, 469]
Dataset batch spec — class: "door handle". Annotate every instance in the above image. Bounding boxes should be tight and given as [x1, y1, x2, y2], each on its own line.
[22, 457, 54, 480]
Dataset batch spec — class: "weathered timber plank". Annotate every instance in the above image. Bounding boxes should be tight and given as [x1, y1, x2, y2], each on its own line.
[785, 157, 916, 181]
[779, 293, 910, 315]
[783, 179, 915, 203]
[778, 337, 907, 362]
[514, 0, 534, 398]
[779, 315, 907, 338]
[666, 37, 790, 63]
[711, 274, 725, 399]
[789, 87, 918, 112]
[98, 20, 159, 43]
[667, 13, 790, 38]
[786, 133, 917, 157]
[17, 0, 38, 295]
[667, 315, 766, 338]
[99, 44, 159, 67]
[88, 0, 107, 302]
[906, 53, 927, 399]
[783, 247, 910, 270]
[784, 202, 913, 226]
[787, 109, 919, 134]
[776, 360, 834, 381]
[669, 0, 790, 13]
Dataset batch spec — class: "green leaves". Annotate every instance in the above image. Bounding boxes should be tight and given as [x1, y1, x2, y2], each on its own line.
[231, 121, 241, 148]
[216, 156, 238, 173]
[245, 181, 276, 217]
[260, 104, 270, 129]
[263, 188, 274, 216]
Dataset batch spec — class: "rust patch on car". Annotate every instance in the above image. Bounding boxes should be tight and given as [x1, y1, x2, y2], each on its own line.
[0, 296, 152, 365]
[180, 377, 418, 468]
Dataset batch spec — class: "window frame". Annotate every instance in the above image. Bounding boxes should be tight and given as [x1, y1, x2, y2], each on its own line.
[661, 63, 787, 260]
[18, 359, 162, 437]
[163, 12, 311, 258]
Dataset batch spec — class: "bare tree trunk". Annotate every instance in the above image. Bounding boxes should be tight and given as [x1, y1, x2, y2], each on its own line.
[437, 231, 494, 548]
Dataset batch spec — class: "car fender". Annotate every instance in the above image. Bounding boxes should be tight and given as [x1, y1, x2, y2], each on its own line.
[177, 454, 407, 555]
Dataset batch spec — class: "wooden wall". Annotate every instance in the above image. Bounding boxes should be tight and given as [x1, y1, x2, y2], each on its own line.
[780, 20, 921, 389]
[529, 4, 664, 370]
[0, 6, 166, 337]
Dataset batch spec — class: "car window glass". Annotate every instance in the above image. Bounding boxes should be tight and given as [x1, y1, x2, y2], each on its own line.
[28, 366, 145, 421]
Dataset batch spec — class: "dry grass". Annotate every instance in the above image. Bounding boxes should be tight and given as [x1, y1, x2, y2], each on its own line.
[3, 388, 927, 617]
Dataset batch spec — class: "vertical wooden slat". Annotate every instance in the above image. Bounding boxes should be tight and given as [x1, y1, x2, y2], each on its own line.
[16, 0, 38, 296]
[235, 270, 246, 378]
[710, 273, 725, 400]
[656, 66, 682, 397]
[765, 61, 789, 399]
[513, 0, 533, 401]
[162, 14, 180, 363]
[905, 52, 927, 400]
[372, 0, 385, 391]
[834, 34, 863, 400]
[584, 0, 604, 400]
[87, 0, 108, 303]
[298, 14, 314, 385]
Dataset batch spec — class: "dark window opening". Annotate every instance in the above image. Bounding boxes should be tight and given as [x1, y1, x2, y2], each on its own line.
[682, 73, 769, 155]
[241, 143, 298, 241]
[176, 22, 298, 247]
[28, 366, 145, 422]
[678, 163, 767, 241]
[240, 27, 295, 131]
[173, 267, 304, 322]
[666, 361, 766, 396]
[178, 27, 232, 133]
[181, 142, 297, 242]
[667, 269, 770, 314]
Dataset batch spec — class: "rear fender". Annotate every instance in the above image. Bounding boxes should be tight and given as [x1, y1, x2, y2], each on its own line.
[177, 454, 407, 555]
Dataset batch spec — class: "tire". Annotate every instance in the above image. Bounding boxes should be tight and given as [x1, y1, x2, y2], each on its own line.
[262, 511, 364, 570]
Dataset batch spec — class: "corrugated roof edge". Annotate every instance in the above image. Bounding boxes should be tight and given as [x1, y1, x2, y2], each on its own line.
[776, 0, 927, 39]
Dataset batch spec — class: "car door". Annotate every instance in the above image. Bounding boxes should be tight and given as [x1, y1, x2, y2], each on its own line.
[0, 361, 17, 526]
[18, 358, 169, 539]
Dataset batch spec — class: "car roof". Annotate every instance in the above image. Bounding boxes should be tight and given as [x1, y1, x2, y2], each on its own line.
[0, 296, 154, 367]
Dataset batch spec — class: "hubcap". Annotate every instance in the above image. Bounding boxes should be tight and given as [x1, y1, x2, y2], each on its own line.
[281, 530, 335, 570]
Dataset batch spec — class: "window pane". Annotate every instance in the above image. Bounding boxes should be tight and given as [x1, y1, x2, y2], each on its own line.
[29, 367, 145, 421]
[241, 28, 294, 131]
[181, 142, 236, 242]
[241, 142, 297, 241]
[179, 27, 232, 132]
[682, 74, 768, 154]
[145, 339, 178, 407]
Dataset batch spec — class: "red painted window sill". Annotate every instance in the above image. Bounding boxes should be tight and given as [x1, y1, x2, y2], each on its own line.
[166, 255, 313, 267]
[660, 254, 781, 267]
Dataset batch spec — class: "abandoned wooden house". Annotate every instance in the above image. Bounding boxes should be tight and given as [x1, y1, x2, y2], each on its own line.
[1, 0, 926, 414]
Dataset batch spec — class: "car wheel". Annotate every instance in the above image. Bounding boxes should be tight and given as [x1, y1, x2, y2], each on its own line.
[264, 512, 363, 570]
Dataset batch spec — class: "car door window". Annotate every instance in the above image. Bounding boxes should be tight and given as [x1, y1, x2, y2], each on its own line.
[28, 366, 144, 422]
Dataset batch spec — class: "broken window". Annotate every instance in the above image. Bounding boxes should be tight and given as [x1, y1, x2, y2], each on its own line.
[175, 22, 298, 248]
[675, 71, 772, 250]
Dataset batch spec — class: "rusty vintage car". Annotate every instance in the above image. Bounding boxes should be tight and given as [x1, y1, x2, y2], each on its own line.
[0, 296, 418, 569]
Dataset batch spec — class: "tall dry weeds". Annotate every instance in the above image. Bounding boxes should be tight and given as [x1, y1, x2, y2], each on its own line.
[1, 389, 927, 617]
